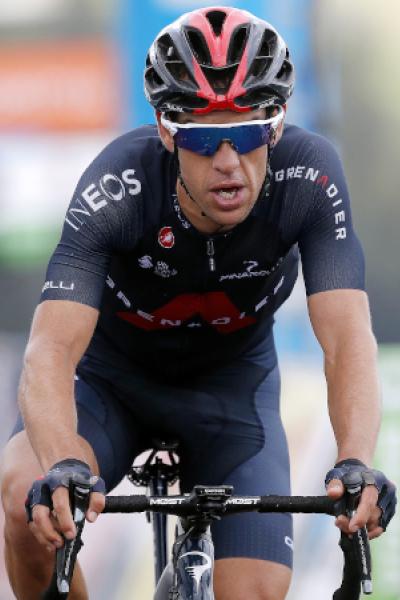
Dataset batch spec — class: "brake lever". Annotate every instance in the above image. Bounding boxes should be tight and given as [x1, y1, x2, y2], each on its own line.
[54, 481, 91, 596]
[341, 471, 373, 596]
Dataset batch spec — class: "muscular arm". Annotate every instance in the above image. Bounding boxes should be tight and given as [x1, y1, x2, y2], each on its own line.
[19, 300, 99, 472]
[308, 288, 381, 463]
[308, 288, 383, 536]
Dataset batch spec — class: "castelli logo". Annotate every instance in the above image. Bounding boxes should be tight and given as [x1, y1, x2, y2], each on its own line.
[158, 226, 175, 249]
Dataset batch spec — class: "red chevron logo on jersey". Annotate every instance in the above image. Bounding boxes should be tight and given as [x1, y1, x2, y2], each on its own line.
[117, 292, 256, 333]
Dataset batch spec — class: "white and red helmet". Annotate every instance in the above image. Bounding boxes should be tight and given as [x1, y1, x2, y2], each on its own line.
[144, 6, 294, 114]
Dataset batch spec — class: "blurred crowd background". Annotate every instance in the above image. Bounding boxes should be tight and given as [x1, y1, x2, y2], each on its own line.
[0, 0, 399, 598]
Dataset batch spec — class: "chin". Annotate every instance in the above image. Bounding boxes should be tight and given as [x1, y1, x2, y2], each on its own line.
[214, 209, 248, 228]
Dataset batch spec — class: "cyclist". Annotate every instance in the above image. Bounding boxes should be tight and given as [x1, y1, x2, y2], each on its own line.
[0, 6, 396, 600]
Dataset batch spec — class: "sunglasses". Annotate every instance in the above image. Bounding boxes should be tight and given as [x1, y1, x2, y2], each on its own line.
[161, 107, 284, 157]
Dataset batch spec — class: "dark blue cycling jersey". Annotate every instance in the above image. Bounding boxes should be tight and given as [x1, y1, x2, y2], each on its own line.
[40, 123, 364, 378]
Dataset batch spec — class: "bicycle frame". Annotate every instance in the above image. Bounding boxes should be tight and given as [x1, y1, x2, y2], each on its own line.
[127, 440, 180, 584]
[129, 442, 216, 599]
[155, 516, 215, 600]
[130, 443, 216, 599]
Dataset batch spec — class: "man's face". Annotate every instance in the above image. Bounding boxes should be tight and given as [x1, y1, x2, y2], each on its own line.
[159, 108, 281, 233]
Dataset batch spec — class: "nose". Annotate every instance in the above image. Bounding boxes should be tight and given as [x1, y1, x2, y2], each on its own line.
[211, 141, 241, 173]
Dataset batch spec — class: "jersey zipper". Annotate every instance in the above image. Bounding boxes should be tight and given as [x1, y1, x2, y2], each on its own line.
[206, 238, 216, 272]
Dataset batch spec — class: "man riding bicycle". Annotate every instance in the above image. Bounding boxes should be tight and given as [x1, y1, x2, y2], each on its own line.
[0, 6, 396, 600]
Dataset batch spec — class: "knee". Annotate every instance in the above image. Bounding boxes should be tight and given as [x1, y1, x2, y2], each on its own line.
[214, 558, 291, 600]
[216, 581, 289, 600]
[1, 466, 32, 545]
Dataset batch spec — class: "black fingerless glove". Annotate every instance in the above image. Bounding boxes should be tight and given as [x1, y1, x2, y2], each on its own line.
[25, 458, 106, 522]
[325, 458, 397, 530]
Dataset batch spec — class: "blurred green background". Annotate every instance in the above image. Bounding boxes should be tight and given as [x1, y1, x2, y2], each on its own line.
[0, 0, 398, 598]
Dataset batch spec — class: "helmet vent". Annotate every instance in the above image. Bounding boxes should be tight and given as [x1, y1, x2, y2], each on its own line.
[166, 61, 197, 87]
[247, 56, 273, 80]
[201, 65, 237, 94]
[206, 10, 227, 36]
[258, 29, 277, 59]
[185, 28, 211, 66]
[276, 59, 292, 82]
[144, 66, 164, 92]
[228, 25, 249, 64]
[157, 33, 197, 88]
[157, 34, 180, 62]
[243, 28, 276, 84]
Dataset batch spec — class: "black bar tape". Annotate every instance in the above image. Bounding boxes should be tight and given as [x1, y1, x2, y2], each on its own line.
[258, 495, 335, 514]
[332, 533, 362, 600]
[104, 494, 336, 516]
[104, 495, 150, 513]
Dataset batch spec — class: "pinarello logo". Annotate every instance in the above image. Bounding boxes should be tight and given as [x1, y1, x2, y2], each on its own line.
[158, 226, 175, 249]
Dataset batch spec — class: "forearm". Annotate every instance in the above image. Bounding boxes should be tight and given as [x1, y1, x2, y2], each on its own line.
[19, 342, 88, 472]
[325, 329, 381, 466]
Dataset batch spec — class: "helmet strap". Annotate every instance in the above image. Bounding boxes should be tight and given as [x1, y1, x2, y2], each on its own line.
[174, 145, 271, 232]
[174, 145, 227, 231]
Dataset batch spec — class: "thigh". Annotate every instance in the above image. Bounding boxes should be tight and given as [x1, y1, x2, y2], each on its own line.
[1, 431, 48, 514]
[8, 372, 148, 492]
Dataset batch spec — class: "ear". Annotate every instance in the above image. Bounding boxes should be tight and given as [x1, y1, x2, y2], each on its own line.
[156, 111, 175, 153]
[272, 104, 287, 146]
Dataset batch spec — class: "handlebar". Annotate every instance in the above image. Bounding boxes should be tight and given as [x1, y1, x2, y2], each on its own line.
[42, 486, 371, 600]
[104, 491, 336, 516]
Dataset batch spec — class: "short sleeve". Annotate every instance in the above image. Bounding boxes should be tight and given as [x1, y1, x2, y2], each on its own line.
[40, 142, 144, 308]
[297, 135, 365, 296]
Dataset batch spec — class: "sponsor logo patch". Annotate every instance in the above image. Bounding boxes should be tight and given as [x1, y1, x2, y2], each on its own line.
[138, 256, 177, 278]
[42, 280, 75, 293]
[65, 168, 142, 232]
[158, 226, 175, 249]
[138, 255, 153, 269]
[285, 536, 294, 551]
[180, 552, 212, 592]
[219, 258, 284, 282]
[273, 166, 347, 240]
[154, 261, 177, 278]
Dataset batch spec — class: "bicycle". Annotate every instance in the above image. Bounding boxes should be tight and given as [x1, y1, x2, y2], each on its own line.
[42, 440, 373, 600]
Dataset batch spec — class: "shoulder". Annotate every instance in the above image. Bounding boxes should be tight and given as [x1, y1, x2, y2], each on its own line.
[271, 124, 343, 172]
[270, 124, 347, 195]
[71, 124, 175, 211]
[63, 124, 174, 238]
[85, 124, 169, 175]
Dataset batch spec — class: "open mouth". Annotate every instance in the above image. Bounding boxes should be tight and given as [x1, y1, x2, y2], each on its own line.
[215, 188, 239, 199]
[210, 186, 245, 210]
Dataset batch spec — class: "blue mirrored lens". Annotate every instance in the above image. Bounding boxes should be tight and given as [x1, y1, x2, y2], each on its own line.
[174, 124, 273, 156]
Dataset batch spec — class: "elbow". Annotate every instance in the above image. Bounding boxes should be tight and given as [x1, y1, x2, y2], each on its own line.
[22, 336, 76, 379]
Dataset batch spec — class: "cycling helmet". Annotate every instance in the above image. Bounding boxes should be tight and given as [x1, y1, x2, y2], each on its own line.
[144, 6, 294, 114]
